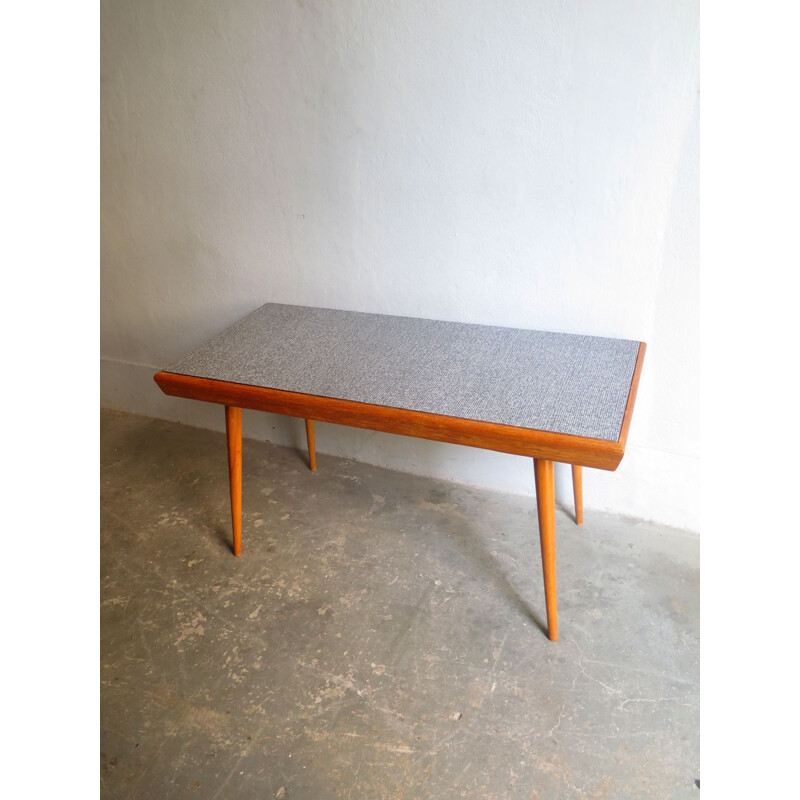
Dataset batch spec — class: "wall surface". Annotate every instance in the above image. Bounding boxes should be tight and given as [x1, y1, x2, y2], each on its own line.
[101, 0, 700, 531]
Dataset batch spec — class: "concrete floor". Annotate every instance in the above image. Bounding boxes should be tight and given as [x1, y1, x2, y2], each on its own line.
[101, 409, 699, 799]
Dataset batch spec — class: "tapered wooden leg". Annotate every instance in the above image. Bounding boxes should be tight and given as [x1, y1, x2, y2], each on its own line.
[225, 406, 242, 557]
[534, 458, 558, 641]
[572, 464, 584, 526]
[305, 419, 316, 472]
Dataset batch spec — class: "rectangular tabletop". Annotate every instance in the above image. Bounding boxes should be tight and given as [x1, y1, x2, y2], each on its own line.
[156, 303, 645, 470]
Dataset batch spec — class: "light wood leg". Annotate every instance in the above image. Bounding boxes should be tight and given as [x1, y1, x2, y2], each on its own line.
[534, 458, 558, 641]
[225, 406, 242, 557]
[572, 464, 583, 526]
[305, 419, 317, 472]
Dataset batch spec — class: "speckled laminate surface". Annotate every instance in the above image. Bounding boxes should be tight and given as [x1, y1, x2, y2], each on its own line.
[165, 304, 641, 441]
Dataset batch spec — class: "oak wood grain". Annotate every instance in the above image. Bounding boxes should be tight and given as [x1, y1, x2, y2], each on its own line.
[225, 406, 242, 557]
[305, 419, 317, 472]
[534, 458, 558, 641]
[572, 464, 584, 526]
[154, 372, 629, 470]
[618, 342, 647, 452]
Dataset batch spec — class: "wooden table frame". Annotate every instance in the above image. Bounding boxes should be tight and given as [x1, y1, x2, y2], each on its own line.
[155, 341, 644, 642]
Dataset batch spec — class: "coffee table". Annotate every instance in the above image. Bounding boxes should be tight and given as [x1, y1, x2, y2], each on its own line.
[155, 303, 645, 640]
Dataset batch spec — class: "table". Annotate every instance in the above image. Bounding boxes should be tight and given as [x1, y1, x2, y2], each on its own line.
[154, 303, 645, 640]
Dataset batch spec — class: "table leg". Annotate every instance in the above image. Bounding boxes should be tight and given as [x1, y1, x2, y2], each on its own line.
[572, 464, 584, 526]
[534, 458, 558, 641]
[225, 406, 242, 557]
[305, 419, 317, 472]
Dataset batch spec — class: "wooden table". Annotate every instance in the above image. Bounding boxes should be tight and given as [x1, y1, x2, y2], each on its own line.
[155, 303, 645, 641]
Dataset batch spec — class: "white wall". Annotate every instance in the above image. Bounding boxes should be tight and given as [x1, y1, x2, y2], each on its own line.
[101, 0, 699, 531]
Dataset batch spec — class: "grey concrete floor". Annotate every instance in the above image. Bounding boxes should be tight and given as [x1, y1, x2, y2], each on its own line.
[101, 409, 699, 799]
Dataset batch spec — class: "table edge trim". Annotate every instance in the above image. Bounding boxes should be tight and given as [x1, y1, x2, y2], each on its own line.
[617, 341, 647, 452]
[154, 372, 630, 470]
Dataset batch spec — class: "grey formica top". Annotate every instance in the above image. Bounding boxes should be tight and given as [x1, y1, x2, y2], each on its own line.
[165, 303, 641, 442]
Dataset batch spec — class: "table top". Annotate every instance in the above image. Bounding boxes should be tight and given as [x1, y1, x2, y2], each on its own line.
[164, 303, 642, 443]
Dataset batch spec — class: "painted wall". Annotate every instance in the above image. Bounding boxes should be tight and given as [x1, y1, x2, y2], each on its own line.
[101, 0, 700, 531]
